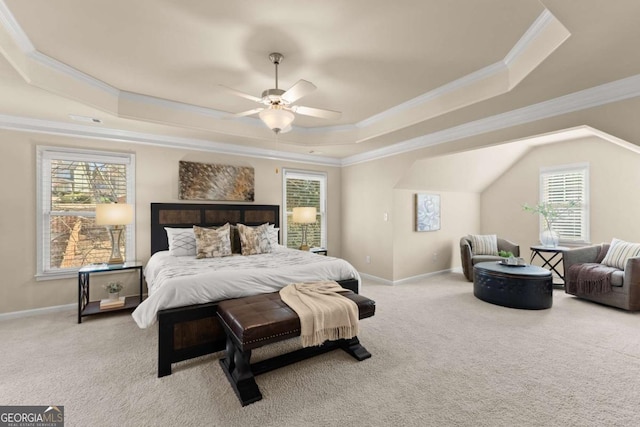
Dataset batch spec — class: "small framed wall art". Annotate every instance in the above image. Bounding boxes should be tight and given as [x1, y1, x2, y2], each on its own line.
[415, 193, 440, 232]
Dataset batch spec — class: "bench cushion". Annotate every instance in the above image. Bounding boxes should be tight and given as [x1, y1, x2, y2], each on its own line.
[218, 290, 375, 351]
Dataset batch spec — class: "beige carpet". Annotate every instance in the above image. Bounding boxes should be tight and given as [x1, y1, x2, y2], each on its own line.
[2, 273, 639, 427]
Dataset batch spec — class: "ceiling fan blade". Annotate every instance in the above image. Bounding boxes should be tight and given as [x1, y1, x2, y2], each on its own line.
[231, 108, 264, 118]
[219, 85, 262, 103]
[291, 105, 341, 120]
[282, 79, 316, 104]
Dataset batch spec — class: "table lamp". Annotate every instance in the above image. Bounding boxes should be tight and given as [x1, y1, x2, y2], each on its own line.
[95, 203, 134, 264]
[292, 207, 316, 251]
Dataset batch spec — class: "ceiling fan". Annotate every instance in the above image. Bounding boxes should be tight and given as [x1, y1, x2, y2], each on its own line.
[221, 52, 341, 134]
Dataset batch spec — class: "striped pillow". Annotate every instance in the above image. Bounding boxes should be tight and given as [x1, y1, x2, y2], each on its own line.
[470, 234, 498, 256]
[601, 238, 640, 269]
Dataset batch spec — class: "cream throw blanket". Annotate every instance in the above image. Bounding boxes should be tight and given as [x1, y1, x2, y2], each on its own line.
[279, 281, 359, 348]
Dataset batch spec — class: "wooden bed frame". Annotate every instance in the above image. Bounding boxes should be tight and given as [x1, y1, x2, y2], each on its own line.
[149, 202, 359, 377]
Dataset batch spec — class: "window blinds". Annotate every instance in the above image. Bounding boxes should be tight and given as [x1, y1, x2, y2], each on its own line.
[37, 146, 135, 277]
[540, 166, 588, 242]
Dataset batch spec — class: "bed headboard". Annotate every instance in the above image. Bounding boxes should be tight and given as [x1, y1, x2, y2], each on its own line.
[151, 203, 280, 255]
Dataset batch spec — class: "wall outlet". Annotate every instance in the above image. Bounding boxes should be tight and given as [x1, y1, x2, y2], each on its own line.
[365, 255, 371, 264]
[383, 212, 388, 222]
[432, 252, 438, 261]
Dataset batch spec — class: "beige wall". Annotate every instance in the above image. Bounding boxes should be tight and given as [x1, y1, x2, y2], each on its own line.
[341, 151, 481, 282]
[5, 101, 640, 312]
[341, 132, 640, 283]
[0, 130, 342, 314]
[392, 190, 479, 281]
[481, 137, 640, 260]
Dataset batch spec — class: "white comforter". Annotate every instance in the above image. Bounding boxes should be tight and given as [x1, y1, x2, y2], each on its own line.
[132, 246, 360, 328]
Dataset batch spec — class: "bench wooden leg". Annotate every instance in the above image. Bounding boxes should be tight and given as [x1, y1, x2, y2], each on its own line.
[340, 336, 372, 361]
[219, 338, 262, 406]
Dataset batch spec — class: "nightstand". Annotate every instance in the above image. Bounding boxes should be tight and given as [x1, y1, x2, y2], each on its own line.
[310, 248, 328, 256]
[78, 262, 144, 323]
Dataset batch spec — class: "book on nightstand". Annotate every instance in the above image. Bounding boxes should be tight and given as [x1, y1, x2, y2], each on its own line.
[100, 297, 126, 310]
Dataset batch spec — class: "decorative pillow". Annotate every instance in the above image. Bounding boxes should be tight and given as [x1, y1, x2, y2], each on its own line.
[268, 226, 280, 247]
[164, 227, 196, 256]
[194, 224, 232, 259]
[469, 234, 498, 256]
[601, 238, 640, 269]
[237, 223, 272, 255]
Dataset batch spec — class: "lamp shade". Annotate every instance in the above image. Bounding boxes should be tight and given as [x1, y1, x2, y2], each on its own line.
[292, 207, 317, 224]
[259, 107, 295, 133]
[95, 203, 134, 226]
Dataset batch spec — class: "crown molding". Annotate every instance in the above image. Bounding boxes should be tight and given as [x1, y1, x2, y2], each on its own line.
[2, 65, 639, 171]
[3, 3, 631, 166]
[0, 0, 33, 52]
[504, 8, 553, 65]
[356, 61, 508, 129]
[0, 113, 342, 167]
[341, 73, 640, 166]
[31, 50, 120, 96]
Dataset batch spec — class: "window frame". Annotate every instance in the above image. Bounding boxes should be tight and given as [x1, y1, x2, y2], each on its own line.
[539, 163, 589, 245]
[282, 169, 327, 249]
[36, 146, 136, 280]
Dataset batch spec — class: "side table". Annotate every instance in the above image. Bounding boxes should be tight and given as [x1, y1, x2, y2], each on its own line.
[310, 248, 328, 256]
[78, 262, 144, 323]
[529, 246, 569, 284]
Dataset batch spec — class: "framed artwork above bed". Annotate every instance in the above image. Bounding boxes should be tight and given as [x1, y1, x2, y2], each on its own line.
[178, 161, 254, 201]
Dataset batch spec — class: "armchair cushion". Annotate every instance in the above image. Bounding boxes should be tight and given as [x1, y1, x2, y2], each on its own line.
[601, 238, 640, 269]
[469, 234, 498, 255]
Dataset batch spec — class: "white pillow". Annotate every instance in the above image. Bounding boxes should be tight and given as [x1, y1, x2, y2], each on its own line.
[268, 225, 280, 247]
[469, 234, 498, 256]
[601, 238, 640, 269]
[164, 227, 196, 256]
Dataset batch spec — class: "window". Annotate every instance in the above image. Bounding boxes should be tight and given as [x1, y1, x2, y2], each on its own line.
[37, 146, 135, 278]
[282, 169, 327, 249]
[539, 163, 589, 244]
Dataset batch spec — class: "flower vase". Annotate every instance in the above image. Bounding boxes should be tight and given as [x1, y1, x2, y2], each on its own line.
[108, 292, 120, 301]
[540, 228, 559, 247]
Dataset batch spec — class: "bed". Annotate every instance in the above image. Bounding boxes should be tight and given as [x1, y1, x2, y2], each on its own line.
[139, 203, 361, 377]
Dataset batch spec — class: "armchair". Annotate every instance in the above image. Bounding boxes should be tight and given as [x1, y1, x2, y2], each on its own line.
[460, 236, 520, 282]
[562, 243, 640, 311]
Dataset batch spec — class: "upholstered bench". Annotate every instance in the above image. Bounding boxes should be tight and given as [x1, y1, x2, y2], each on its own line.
[217, 290, 376, 406]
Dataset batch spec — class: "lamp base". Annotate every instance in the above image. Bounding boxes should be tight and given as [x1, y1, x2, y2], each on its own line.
[107, 226, 125, 265]
[299, 244, 310, 251]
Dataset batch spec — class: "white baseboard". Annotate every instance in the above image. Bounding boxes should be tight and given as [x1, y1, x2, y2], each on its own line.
[0, 303, 75, 321]
[393, 269, 456, 285]
[359, 273, 394, 286]
[360, 268, 459, 286]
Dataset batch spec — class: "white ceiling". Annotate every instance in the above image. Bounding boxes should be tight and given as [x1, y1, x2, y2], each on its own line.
[1, 0, 640, 162]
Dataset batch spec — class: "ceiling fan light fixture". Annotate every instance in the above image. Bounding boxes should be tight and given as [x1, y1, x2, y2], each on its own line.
[224, 52, 340, 126]
[259, 107, 294, 134]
